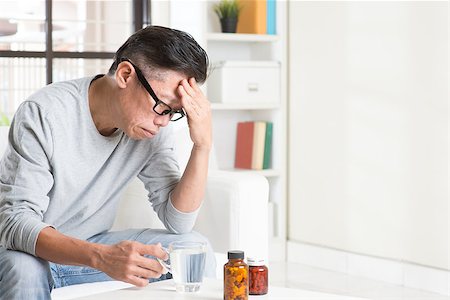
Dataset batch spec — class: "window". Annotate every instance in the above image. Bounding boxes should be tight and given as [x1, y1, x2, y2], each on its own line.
[0, 0, 150, 118]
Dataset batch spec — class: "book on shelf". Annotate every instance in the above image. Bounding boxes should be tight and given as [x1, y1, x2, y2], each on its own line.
[235, 121, 273, 170]
[263, 121, 273, 169]
[251, 121, 266, 170]
[266, 0, 276, 35]
[234, 122, 254, 169]
[237, 0, 267, 34]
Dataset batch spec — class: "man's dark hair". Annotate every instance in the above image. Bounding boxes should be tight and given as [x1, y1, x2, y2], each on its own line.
[108, 26, 209, 84]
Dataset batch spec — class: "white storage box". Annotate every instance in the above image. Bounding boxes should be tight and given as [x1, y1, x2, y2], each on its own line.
[208, 61, 280, 104]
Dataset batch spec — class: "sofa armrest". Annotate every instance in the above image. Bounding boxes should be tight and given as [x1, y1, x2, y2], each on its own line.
[195, 170, 269, 261]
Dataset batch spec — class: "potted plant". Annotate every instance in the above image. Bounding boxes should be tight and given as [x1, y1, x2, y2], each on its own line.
[214, 0, 241, 33]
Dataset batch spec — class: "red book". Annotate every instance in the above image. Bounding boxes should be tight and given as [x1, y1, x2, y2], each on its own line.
[234, 122, 254, 169]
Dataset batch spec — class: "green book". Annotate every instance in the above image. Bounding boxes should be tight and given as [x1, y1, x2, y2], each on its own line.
[263, 122, 273, 169]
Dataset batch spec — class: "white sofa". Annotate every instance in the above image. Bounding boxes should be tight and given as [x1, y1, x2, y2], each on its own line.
[0, 124, 269, 299]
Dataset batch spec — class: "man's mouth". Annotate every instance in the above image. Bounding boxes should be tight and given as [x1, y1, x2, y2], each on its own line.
[142, 128, 156, 137]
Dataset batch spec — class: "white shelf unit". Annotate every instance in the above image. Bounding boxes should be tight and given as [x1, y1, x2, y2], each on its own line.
[167, 0, 287, 261]
[204, 1, 288, 261]
[207, 32, 280, 42]
[222, 168, 281, 178]
[211, 102, 280, 110]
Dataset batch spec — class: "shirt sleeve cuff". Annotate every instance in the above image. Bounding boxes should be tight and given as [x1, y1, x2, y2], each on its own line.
[24, 219, 54, 256]
[164, 194, 200, 234]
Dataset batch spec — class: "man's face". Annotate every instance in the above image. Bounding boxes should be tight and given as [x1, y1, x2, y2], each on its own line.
[119, 62, 186, 140]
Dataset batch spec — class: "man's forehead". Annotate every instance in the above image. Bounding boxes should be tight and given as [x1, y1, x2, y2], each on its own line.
[150, 74, 187, 109]
[157, 90, 182, 109]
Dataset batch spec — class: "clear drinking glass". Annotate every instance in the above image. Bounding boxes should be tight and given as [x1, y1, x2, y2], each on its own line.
[158, 241, 207, 292]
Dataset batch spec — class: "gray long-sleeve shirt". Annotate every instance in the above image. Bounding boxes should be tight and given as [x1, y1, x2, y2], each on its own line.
[0, 76, 198, 256]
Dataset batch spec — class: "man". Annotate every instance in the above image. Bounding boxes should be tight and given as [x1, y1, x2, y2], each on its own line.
[0, 25, 215, 299]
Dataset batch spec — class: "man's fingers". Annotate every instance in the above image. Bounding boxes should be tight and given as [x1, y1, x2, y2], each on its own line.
[126, 275, 149, 287]
[136, 255, 165, 274]
[178, 85, 196, 117]
[178, 85, 208, 119]
[102, 241, 170, 288]
[123, 261, 164, 287]
[133, 263, 163, 279]
[138, 243, 168, 260]
[188, 77, 200, 91]
[128, 242, 167, 277]
[180, 78, 195, 95]
[178, 85, 188, 102]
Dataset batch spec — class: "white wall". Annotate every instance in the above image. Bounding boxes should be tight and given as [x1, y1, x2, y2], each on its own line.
[288, 1, 448, 270]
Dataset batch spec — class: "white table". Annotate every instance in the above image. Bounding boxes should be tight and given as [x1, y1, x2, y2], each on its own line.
[72, 278, 369, 300]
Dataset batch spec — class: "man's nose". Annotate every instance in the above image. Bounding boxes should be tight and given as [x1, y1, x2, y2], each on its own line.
[154, 114, 171, 127]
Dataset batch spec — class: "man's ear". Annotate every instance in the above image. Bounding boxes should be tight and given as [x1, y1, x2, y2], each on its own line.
[115, 61, 133, 89]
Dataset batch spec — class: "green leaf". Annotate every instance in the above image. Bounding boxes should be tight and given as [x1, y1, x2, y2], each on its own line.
[0, 113, 10, 126]
[214, 0, 242, 19]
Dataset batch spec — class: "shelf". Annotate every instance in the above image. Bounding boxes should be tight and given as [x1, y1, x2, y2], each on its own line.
[207, 33, 279, 43]
[211, 102, 280, 110]
[204, 0, 287, 262]
[221, 168, 281, 178]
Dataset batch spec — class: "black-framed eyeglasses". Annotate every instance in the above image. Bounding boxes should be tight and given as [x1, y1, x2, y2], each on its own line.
[120, 58, 185, 121]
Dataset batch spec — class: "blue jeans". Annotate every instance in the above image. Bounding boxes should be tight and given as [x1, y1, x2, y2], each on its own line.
[0, 229, 216, 300]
